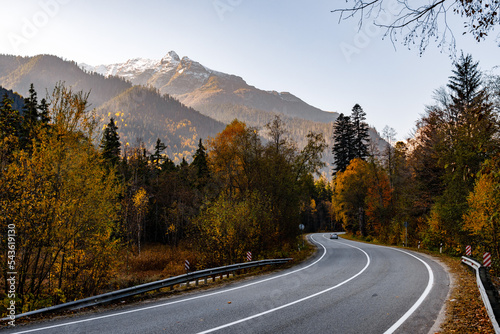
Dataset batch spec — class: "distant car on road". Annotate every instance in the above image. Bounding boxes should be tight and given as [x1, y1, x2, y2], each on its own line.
[330, 233, 338, 239]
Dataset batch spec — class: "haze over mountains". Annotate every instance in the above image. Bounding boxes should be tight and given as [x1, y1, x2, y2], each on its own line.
[0, 51, 387, 172]
[0, 53, 224, 163]
[80, 51, 338, 125]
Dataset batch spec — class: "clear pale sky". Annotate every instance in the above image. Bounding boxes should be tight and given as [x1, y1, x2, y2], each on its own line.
[1, 0, 498, 140]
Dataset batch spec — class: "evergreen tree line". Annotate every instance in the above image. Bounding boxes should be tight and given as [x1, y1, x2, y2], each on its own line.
[331, 103, 370, 175]
[331, 54, 500, 272]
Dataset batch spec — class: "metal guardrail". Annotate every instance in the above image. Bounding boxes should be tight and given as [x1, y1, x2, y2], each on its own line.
[461, 256, 500, 333]
[4, 258, 292, 321]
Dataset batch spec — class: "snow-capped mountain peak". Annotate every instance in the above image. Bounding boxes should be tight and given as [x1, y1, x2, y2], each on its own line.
[161, 51, 180, 64]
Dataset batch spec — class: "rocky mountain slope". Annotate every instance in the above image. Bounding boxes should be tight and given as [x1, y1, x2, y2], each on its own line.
[80, 51, 339, 124]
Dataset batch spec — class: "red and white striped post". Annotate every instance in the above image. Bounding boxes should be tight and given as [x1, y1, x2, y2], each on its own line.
[483, 252, 492, 268]
[246, 251, 252, 262]
[466, 245, 472, 256]
[185, 259, 190, 273]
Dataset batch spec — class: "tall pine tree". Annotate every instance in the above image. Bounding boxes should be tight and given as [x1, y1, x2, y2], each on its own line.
[192, 138, 209, 178]
[332, 113, 355, 175]
[151, 138, 167, 167]
[19, 84, 50, 149]
[351, 104, 370, 160]
[100, 118, 121, 166]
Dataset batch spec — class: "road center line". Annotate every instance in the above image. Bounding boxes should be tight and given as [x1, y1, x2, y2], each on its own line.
[12, 235, 329, 334]
[196, 236, 371, 334]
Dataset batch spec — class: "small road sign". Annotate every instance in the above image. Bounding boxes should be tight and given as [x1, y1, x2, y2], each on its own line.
[247, 251, 252, 262]
[466, 245, 471, 256]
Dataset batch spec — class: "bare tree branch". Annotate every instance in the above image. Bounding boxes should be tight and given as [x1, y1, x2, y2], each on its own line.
[332, 0, 500, 54]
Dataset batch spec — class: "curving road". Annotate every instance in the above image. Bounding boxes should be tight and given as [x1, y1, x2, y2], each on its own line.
[6, 234, 450, 334]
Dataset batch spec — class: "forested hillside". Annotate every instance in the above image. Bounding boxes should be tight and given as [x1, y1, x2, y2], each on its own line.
[0, 54, 225, 160]
[97, 86, 224, 163]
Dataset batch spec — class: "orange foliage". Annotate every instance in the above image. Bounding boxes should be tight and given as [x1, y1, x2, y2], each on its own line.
[207, 119, 251, 196]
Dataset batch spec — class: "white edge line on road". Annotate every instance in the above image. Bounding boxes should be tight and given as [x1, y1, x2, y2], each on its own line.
[383, 248, 435, 334]
[11, 235, 329, 334]
[195, 236, 371, 334]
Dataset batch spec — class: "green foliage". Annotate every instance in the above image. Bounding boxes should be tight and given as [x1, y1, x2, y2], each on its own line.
[192, 192, 272, 267]
[332, 105, 370, 176]
[332, 113, 355, 175]
[100, 118, 121, 166]
[351, 104, 370, 160]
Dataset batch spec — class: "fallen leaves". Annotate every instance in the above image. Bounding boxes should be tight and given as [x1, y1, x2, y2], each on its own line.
[438, 257, 495, 333]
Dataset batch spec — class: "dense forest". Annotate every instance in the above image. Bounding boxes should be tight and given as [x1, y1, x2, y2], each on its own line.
[0, 83, 329, 313]
[331, 54, 500, 270]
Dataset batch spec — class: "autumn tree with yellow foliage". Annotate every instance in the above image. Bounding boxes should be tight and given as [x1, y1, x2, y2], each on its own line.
[0, 83, 122, 312]
[464, 155, 500, 269]
[194, 117, 326, 265]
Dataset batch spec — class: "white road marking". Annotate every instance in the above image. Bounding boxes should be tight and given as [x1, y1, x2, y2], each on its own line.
[12, 235, 435, 334]
[196, 237, 371, 334]
[328, 236, 435, 334]
[383, 248, 434, 334]
[11, 235, 329, 334]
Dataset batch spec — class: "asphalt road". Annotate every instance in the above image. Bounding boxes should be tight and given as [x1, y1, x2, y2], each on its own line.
[5, 234, 450, 334]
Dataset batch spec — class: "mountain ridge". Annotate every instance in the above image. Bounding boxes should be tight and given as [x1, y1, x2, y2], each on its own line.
[80, 51, 340, 124]
[0, 54, 225, 163]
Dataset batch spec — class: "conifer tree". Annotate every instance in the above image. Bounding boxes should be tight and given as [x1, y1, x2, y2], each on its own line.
[0, 94, 21, 140]
[100, 118, 121, 166]
[332, 113, 355, 175]
[20, 84, 42, 149]
[151, 138, 167, 167]
[22, 84, 39, 125]
[447, 53, 484, 115]
[351, 104, 370, 160]
[191, 138, 209, 178]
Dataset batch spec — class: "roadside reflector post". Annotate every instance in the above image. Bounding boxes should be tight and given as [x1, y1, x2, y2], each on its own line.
[484, 252, 492, 268]
[418, 241, 421, 249]
[440, 243, 443, 254]
[466, 245, 472, 256]
[185, 260, 190, 287]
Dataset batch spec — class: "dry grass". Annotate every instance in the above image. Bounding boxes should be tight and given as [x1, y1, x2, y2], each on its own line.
[109, 244, 200, 290]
